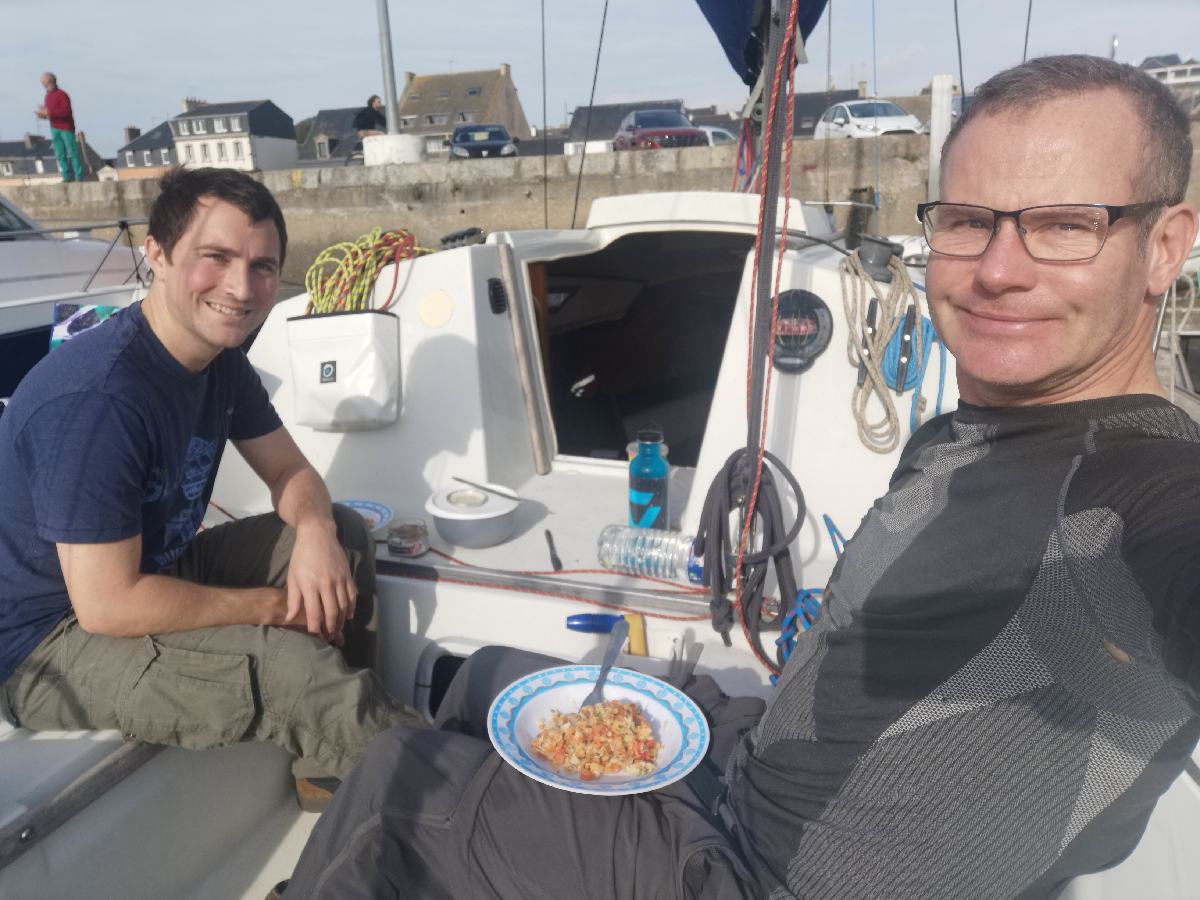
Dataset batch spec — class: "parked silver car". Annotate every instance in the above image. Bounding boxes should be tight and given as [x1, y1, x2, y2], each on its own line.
[813, 100, 923, 139]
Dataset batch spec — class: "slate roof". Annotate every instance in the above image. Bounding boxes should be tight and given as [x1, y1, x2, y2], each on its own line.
[1140, 54, 1183, 69]
[297, 107, 362, 163]
[117, 121, 175, 154]
[0, 135, 105, 176]
[173, 100, 266, 117]
[172, 100, 296, 141]
[566, 99, 685, 142]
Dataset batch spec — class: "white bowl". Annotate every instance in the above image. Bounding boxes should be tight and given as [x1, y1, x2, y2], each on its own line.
[425, 483, 518, 548]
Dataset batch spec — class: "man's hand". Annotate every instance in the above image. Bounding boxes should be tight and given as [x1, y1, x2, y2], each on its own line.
[286, 518, 356, 644]
[35, 105, 48, 119]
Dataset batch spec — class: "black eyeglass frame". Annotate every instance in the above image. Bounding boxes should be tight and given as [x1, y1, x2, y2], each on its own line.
[914, 199, 1174, 261]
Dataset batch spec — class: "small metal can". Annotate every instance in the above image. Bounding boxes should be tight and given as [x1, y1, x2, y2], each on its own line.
[387, 517, 430, 557]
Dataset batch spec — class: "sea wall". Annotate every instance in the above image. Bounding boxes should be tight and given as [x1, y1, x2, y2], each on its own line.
[5, 125, 1200, 284]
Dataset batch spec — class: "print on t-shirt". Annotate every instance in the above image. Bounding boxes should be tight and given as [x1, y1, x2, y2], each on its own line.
[157, 435, 217, 567]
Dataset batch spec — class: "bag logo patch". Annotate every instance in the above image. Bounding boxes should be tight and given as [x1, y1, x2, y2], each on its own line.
[320, 361, 337, 383]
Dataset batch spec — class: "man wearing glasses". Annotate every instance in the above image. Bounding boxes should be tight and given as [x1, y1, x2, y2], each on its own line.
[278, 56, 1198, 900]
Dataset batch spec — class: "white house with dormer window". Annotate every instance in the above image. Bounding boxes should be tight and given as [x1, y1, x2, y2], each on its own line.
[171, 99, 297, 172]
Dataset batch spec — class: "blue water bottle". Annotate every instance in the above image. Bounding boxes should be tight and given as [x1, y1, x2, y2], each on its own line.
[629, 425, 668, 529]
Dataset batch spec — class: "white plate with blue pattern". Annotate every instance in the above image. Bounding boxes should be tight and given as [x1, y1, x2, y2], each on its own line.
[487, 665, 710, 796]
[336, 499, 393, 534]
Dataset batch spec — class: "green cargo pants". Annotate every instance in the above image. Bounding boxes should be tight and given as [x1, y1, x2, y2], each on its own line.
[50, 128, 84, 182]
[2, 505, 411, 778]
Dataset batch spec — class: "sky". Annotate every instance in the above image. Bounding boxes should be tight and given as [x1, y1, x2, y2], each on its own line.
[1, 0, 1197, 157]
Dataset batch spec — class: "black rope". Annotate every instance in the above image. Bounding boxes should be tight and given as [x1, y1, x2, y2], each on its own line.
[1022, 0, 1033, 63]
[571, 0, 610, 230]
[694, 448, 803, 663]
[953, 0, 966, 97]
[541, 0, 549, 229]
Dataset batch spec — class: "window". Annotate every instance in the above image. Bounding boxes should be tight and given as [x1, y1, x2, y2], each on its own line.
[217, 142, 227, 161]
[427, 114, 448, 125]
[193, 119, 206, 134]
[201, 143, 210, 161]
[125, 151, 135, 167]
[161, 148, 171, 164]
[425, 137, 444, 154]
[400, 115, 417, 128]
[214, 117, 227, 133]
[408, 92, 421, 101]
[438, 88, 451, 98]
[0, 162, 12, 176]
[185, 144, 195, 161]
[801, 117, 815, 129]
[143, 150, 153, 166]
[316, 136, 330, 159]
[35, 159, 44, 174]
[234, 141, 244, 160]
[457, 112, 477, 123]
[466, 86, 482, 97]
[179, 120, 190, 136]
[228, 116, 241, 131]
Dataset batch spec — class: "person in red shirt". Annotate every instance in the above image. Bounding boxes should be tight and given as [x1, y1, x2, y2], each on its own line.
[35, 72, 84, 182]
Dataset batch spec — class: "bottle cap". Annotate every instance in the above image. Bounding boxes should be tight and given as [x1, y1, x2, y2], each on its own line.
[636, 424, 664, 443]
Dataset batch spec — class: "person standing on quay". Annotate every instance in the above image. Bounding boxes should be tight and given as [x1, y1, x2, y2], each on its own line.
[35, 72, 84, 182]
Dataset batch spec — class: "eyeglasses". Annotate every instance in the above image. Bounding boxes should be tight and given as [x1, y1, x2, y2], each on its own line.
[915, 200, 1172, 261]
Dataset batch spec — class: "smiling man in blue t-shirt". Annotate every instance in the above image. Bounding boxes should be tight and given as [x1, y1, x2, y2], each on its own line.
[0, 168, 409, 801]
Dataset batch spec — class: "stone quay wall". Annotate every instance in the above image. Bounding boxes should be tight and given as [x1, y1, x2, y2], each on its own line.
[4, 126, 1199, 285]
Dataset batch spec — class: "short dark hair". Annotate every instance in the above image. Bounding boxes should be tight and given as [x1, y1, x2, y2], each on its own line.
[367, 94, 381, 106]
[148, 167, 288, 265]
[942, 55, 1192, 243]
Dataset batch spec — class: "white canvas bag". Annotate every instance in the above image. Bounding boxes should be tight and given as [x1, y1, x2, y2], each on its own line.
[286, 309, 400, 431]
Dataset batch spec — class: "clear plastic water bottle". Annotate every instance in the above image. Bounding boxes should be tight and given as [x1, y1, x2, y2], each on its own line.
[597, 524, 704, 585]
[629, 425, 669, 529]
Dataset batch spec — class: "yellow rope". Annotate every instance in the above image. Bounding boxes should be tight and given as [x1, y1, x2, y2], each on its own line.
[304, 228, 430, 315]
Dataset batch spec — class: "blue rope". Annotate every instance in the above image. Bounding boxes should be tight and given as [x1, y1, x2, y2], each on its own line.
[880, 313, 948, 432]
[822, 514, 847, 558]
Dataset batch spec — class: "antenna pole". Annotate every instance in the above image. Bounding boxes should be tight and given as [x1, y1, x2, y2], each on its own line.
[376, 0, 400, 134]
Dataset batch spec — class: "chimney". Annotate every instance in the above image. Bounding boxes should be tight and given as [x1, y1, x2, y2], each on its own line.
[181, 97, 207, 113]
[403, 71, 415, 87]
[24, 133, 34, 150]
[499, 63, 511, 79]
[857, 80, 869, 98]
[123, 126, 141, 145]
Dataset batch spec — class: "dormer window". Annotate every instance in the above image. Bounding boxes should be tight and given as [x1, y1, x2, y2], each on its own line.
[466, 86, 482, 97]
[193, 119, 207, 134]
[178, 121, 190, 136]
[214, 117, 227, 133]
[229, 116, 242, 131]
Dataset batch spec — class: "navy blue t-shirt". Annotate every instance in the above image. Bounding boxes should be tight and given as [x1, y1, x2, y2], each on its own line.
[0, 302, 281, 683]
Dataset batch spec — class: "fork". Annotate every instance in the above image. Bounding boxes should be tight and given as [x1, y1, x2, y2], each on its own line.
[580, 618, 629, 709]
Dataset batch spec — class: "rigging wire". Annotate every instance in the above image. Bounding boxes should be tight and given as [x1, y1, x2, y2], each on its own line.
[1022, 0, 1034, 63]
[823, 0, 833, 205]
[571, 0, 610, 230]
[870, 0, 881, 232]
[541, 0, 549, 229]
[953, 0, 966, 97]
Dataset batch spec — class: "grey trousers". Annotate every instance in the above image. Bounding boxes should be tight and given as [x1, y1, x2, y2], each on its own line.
[283, 647, 763, 899]
[2, 505, 413, 779]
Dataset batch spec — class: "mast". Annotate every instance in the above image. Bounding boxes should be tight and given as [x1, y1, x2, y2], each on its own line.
[375, 0, 400, 134]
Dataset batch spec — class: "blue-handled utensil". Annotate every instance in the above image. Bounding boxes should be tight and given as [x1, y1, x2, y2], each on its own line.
[580, 618, 629, 709]
[566, 613, 624, 633]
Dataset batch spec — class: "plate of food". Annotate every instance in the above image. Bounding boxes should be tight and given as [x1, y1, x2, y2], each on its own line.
[487, 665, 710, 796]
[336, 499, 393, 533]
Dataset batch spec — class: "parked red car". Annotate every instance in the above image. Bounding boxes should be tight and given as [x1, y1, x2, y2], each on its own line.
[612, 109, 707, 150]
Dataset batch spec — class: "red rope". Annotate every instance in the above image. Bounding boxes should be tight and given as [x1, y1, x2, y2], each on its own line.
[735, 0, 803, 674]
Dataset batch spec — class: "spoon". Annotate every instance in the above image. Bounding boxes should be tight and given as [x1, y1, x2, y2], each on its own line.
[580, 617, 629, 709]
